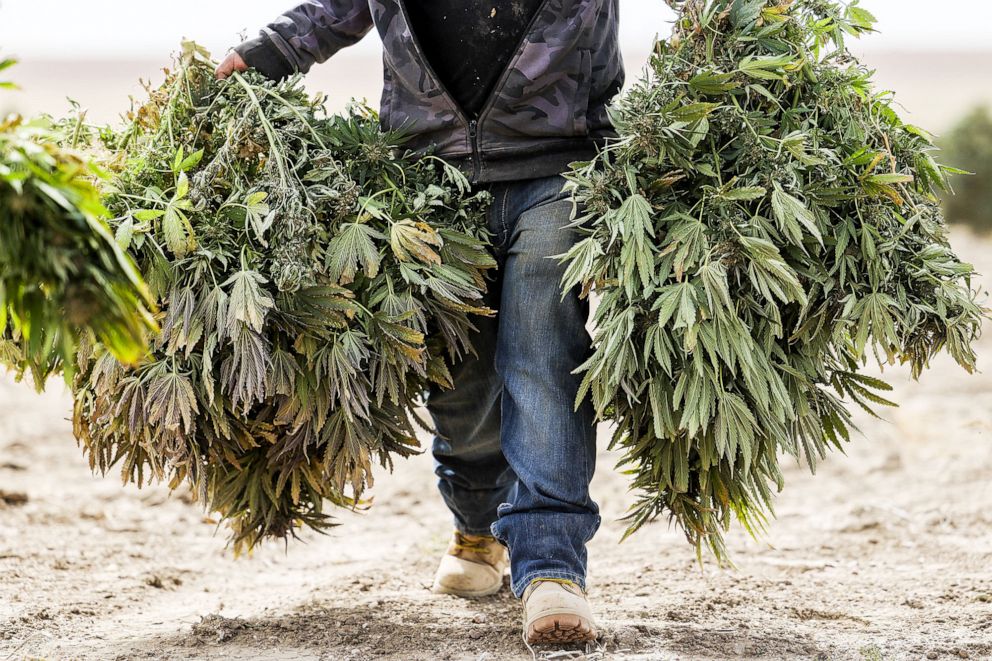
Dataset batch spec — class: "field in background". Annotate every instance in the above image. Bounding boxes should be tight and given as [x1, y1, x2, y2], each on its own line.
[3, 51, 992, 133]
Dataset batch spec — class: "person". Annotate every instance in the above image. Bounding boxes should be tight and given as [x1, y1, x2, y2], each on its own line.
[216, 0, 623, 646]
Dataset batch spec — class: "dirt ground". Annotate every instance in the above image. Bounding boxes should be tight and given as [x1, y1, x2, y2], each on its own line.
[2, 229, 991, 661]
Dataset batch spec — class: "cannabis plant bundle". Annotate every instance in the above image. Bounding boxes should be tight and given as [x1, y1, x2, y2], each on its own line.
[72, 44, 495, 551]
[0, 57, 155, 388]
[561, 0, 985, 559]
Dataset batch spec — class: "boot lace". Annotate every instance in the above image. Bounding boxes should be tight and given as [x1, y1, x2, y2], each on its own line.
[452, 531, 493, 555]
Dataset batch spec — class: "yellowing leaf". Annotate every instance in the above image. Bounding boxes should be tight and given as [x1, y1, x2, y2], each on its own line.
[390, 219, 442, 264]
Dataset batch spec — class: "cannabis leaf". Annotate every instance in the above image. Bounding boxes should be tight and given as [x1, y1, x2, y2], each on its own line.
[146, 172, 197, 257]
[173, 146, 205, 173]
[146, 367, 199, 433]
[390, 219, 443, 264]
[244, 191, 274, 243]
[771, 182, 823, 245]
[326, 222, 384, 284]
[224, 269, 274, 335]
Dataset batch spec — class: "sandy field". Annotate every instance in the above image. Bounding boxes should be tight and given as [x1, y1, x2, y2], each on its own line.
[1, 224, 991, 661]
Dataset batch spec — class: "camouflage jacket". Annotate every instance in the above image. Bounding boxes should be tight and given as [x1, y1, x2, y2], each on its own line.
[236, 0, 624, 183]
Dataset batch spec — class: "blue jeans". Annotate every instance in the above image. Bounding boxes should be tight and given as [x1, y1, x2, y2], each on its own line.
[427, 174, 600, 598]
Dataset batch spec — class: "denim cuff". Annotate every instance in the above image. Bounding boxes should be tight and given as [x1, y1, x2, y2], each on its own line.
[511, 570, 587, 599]
[455, 522, 498, 537]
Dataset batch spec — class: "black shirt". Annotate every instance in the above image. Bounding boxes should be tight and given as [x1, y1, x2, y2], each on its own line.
[405, 1, 543, 118]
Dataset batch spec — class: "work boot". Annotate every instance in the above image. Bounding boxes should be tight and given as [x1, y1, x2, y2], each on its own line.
[522, 579, 598, 645]
[431, 531, 508, 597]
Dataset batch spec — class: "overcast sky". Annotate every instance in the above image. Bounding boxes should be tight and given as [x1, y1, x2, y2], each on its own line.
[0, 0, 990, 60]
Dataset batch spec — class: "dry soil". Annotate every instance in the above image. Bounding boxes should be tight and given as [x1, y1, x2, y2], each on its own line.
[1, 232, 991, 661]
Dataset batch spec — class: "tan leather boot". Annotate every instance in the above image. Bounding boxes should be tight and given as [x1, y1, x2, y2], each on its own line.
[522, 579, 598, 645]
[431, 531, 508, 598]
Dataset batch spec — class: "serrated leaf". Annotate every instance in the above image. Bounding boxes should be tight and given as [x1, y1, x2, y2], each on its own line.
[771, 182, 822, 244]
[244, 191, 273, 243]
[223, 270, 274, 335]
[174, 171, 189, 200]
[722, 185, 767, 201]
[326, 222, 384, 284]
[390, 219, 442, 264]
[162, 205, 196, 256]
[116, 216, 135, 250]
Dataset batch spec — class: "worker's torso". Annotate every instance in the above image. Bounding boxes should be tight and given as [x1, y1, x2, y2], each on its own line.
[372, 0, 625, 182]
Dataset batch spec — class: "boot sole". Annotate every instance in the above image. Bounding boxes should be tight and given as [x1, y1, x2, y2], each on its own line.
[526, 613, 597, 645]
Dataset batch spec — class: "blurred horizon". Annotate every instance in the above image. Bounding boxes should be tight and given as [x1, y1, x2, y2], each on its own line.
[2, 0, 991, 57]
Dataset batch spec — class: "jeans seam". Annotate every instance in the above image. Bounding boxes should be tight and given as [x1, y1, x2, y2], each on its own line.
[567, 275, 594, 486]
[513, 569, 587, 598]
[497, 186, 511, 250]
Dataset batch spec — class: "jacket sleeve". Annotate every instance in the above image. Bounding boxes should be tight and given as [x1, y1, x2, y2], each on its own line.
[235, 0, 374, 80]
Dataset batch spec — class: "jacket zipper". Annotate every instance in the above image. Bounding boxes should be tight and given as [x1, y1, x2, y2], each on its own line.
[468, 120, 481, 179]
[395, 1, 473, 139]
[395, 0, 553, 181]
[472, 0, 552, 130]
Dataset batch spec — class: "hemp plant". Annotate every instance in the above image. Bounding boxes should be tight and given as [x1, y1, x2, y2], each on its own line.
[72, 43, 495, 552]
[561, 0, 985, 560]
[0, 57, 155, 389]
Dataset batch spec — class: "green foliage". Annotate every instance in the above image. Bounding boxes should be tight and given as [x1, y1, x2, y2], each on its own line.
[940, 106, 992, 233]
[72, 43, 495, 553]
[0, 58, 156, 389]
[562, 0, 985, 561]
[0, 56, 17, 90]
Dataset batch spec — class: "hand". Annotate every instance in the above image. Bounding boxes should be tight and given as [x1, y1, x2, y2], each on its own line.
[215, 51, 249, 80]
